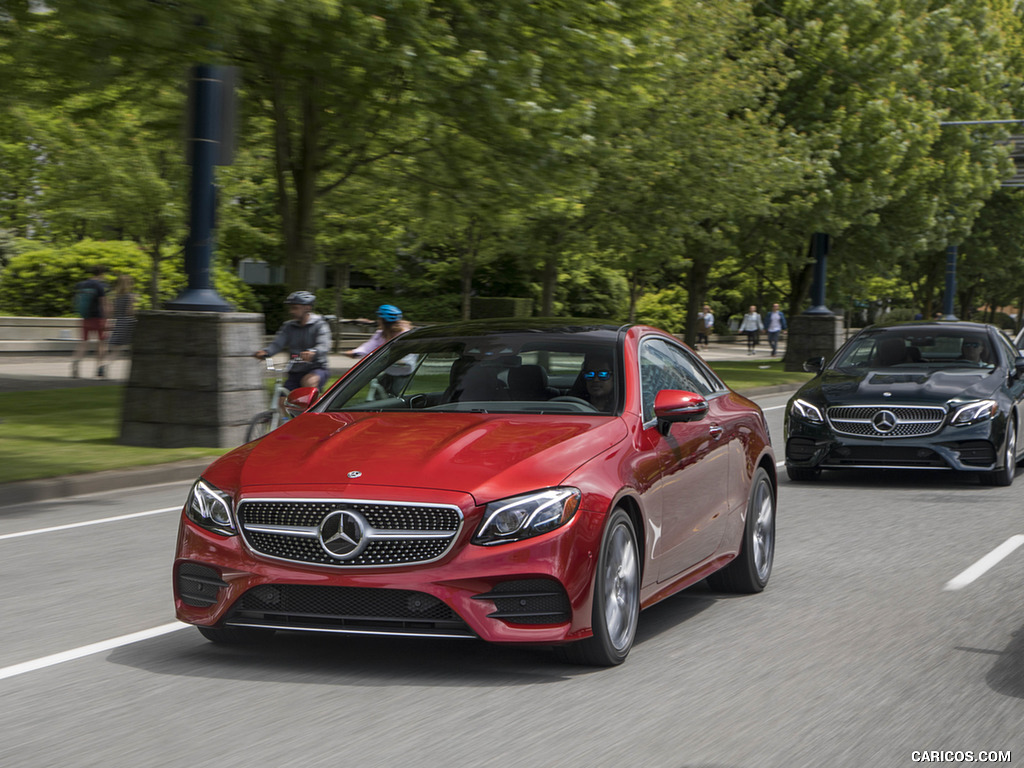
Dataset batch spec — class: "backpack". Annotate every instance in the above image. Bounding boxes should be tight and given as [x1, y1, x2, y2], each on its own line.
[73, 282, 99, 318]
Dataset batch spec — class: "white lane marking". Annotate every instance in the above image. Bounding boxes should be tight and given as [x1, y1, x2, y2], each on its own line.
[0, 507, 179, 542]
[0, 622, 189, 682]
[943, 535, 1024, 591]
[761, 404, 787, 412]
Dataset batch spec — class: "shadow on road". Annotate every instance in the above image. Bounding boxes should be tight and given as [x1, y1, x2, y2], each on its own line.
[107, 584, 722, 685]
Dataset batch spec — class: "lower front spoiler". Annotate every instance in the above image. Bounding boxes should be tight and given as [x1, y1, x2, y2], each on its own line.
[224, 620, 476, 640]
[785, 435, 998, 473]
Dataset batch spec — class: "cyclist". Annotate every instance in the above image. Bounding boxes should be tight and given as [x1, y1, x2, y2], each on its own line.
[254, 291, 331, 412]
[347, 303, 413, 358]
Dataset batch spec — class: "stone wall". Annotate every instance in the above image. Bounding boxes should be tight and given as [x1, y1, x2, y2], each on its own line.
[782, 314, 845, 372]
[120, 310, 265, 447]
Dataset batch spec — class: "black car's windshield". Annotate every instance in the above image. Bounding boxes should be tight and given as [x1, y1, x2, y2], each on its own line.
[318, 331, 622, 415]
[833, 330, 997, 371]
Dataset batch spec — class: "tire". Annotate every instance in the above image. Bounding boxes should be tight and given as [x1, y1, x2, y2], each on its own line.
[197, 625, 275, 644]
[786, 464, 820, 482]
[981, 420, 1016, 487]
[245, 410, 275, 443]
[556, 509, 640, 667]
[707, 467, 775, 594]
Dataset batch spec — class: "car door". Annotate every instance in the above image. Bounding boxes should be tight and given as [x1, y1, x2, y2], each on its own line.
[639, 338, 733, 583]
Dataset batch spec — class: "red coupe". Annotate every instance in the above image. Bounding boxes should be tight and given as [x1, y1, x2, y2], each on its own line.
[174, 320, 776, 665]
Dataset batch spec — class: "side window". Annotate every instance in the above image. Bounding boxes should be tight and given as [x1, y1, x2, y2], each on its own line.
[639, 339, 715, 422]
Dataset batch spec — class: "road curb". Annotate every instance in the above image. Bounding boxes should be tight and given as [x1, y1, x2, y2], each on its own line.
[0, 457, 213, 509]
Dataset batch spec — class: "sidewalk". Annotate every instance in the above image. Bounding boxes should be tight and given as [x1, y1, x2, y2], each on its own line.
[0, 339, 792, 507]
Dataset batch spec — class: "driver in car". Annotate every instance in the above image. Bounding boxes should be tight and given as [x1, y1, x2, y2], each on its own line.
[960, 339, 986, 365]
[582, 354, 616, 412]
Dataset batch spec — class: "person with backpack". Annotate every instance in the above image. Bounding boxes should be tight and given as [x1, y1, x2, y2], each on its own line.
[254, 291, 332, 412]
[71, 264, 110, 378]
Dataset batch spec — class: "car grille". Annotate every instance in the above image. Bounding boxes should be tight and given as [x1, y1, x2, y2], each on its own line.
[823, 445, 947, 468]
[237, 499, 463, 568]
[826, 405, 946, 438]
[223, 584, 474, 637]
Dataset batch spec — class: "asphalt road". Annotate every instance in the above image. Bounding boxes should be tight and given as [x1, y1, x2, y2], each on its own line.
[0, 393, 1021, 767]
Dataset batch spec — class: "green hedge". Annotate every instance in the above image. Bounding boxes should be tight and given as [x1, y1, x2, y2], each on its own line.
[0, 239, 258, 316]
[470, 296, 534, 319]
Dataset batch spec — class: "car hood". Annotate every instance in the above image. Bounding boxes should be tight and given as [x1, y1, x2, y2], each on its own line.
[226, 412, 628, 502]
[803, 367, 1001, 404]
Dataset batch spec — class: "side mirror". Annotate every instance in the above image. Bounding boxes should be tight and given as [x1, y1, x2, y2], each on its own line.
[1014, 357, 1024, 380]
[284, 387, 320, 418]
[803, 356, 825, 374]
[654, 390, 709, 429]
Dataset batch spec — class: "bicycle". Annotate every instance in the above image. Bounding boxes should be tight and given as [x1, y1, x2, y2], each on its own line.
[245, 356, 299, 443]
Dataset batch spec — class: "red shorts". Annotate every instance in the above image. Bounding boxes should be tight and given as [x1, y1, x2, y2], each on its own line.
[81, 318, 107, 341]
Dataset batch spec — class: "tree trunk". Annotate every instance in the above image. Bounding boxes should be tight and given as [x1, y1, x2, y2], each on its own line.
[540, 253, 558, 317]
[683, 258, 710, 346]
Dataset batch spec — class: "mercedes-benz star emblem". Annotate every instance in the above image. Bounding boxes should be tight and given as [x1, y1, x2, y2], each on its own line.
[318, 509, 369, 559]
[872, 410, 898, 434]
[347, 470, 362, 479]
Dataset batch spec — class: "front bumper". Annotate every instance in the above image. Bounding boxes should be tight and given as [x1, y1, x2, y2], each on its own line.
[174, 498, 606, 645]
[785, 414, 1001, 472]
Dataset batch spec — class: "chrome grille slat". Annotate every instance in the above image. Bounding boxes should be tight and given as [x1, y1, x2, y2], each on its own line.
[237, 498, 463, 568]
[826, 405, 946, 438]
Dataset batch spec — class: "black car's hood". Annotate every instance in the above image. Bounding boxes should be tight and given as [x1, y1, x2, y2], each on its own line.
[804, 367, 1001, 405]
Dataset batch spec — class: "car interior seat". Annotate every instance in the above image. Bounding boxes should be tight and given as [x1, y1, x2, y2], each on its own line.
[874, 336, 907, 367]
[452, 364, 509, 402]
[506, 365, 558, 401]
[905, 346, 922, 363]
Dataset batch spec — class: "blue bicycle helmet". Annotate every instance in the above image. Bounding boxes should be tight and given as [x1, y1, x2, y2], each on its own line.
[285, 290, 316, 306]
[376, 304, 402, 322]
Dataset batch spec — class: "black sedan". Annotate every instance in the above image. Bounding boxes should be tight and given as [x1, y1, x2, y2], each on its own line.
[785, 321, 1024, 486]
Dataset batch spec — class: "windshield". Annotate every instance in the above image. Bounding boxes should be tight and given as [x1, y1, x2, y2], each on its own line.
[318, 331, 622, 415]
[833, 330, 997, 371]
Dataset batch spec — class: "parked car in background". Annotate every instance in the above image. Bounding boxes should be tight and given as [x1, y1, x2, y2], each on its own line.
[785, 321, 1024, 485]
[175, 319, 777, 666]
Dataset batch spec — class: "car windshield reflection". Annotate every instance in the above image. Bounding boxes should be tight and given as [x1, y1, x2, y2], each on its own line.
[320, 332, 622, 415]
[833, 332, 997, 371]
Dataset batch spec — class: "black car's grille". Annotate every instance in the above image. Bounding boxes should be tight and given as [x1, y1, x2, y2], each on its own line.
[237, 499, 463, 567]
[224, 584, 474, 636]
[473, 579, 572, 625]
[827, 405, 946, 438]
[823, 445, 947, 468]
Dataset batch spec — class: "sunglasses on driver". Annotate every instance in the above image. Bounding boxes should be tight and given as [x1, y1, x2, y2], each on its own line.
[583, 370, 612, 380]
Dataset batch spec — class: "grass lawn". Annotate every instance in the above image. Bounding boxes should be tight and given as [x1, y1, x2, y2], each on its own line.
[0, 361, 811, 484]
[0, 388, 226, 484]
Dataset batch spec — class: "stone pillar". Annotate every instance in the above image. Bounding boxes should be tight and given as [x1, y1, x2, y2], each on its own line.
[120, 310, 265, 447]
[783, 314, 845, 372]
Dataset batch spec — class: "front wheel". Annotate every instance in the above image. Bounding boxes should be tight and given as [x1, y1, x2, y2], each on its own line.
[556, 508, 640, 666]
[245, 410, 276, 443]
[708, 467, 775, 593]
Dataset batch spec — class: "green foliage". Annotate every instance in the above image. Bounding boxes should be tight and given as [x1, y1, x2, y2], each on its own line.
[470, 297, 534, 319]
[636, 286, 689, 335]
[0, 239, 258, 316]
[555, 261, 630, 322]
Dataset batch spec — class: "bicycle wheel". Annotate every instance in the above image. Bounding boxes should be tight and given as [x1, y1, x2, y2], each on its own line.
[245, 410, 276, 443]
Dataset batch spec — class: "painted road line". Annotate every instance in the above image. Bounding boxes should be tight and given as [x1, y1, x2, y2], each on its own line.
[943, 535, 1024, 591]
[0, 506, 178, 542]
[0, 623, 190, 682]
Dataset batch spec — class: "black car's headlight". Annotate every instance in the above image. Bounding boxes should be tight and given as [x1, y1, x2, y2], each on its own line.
[184, 479, 237, 536]
[950, 400, 998, 426]
[790, 398, 824, 424]
[473, 487, 581, 546]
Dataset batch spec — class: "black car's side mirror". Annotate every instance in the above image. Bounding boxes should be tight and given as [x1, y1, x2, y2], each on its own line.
[803, 356, 825, 375]
[1014, 357, 1024, 380]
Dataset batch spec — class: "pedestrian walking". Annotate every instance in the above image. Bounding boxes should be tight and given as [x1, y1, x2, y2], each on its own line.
[763, 302, 787, 356]
[696, 304, 714, 349]
[70, 264, 110, 378]
[738, 305, 765, 355]
[108, 274, 138, 363]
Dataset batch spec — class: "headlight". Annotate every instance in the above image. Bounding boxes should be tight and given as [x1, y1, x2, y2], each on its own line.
[473, 487, 581, 546]
[950, 400, 998, 426]
[790, 398, 824, 424]
[184, 479, 237, 536]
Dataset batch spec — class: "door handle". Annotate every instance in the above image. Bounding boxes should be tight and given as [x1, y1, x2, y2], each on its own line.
[709, 425, 724, 440]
